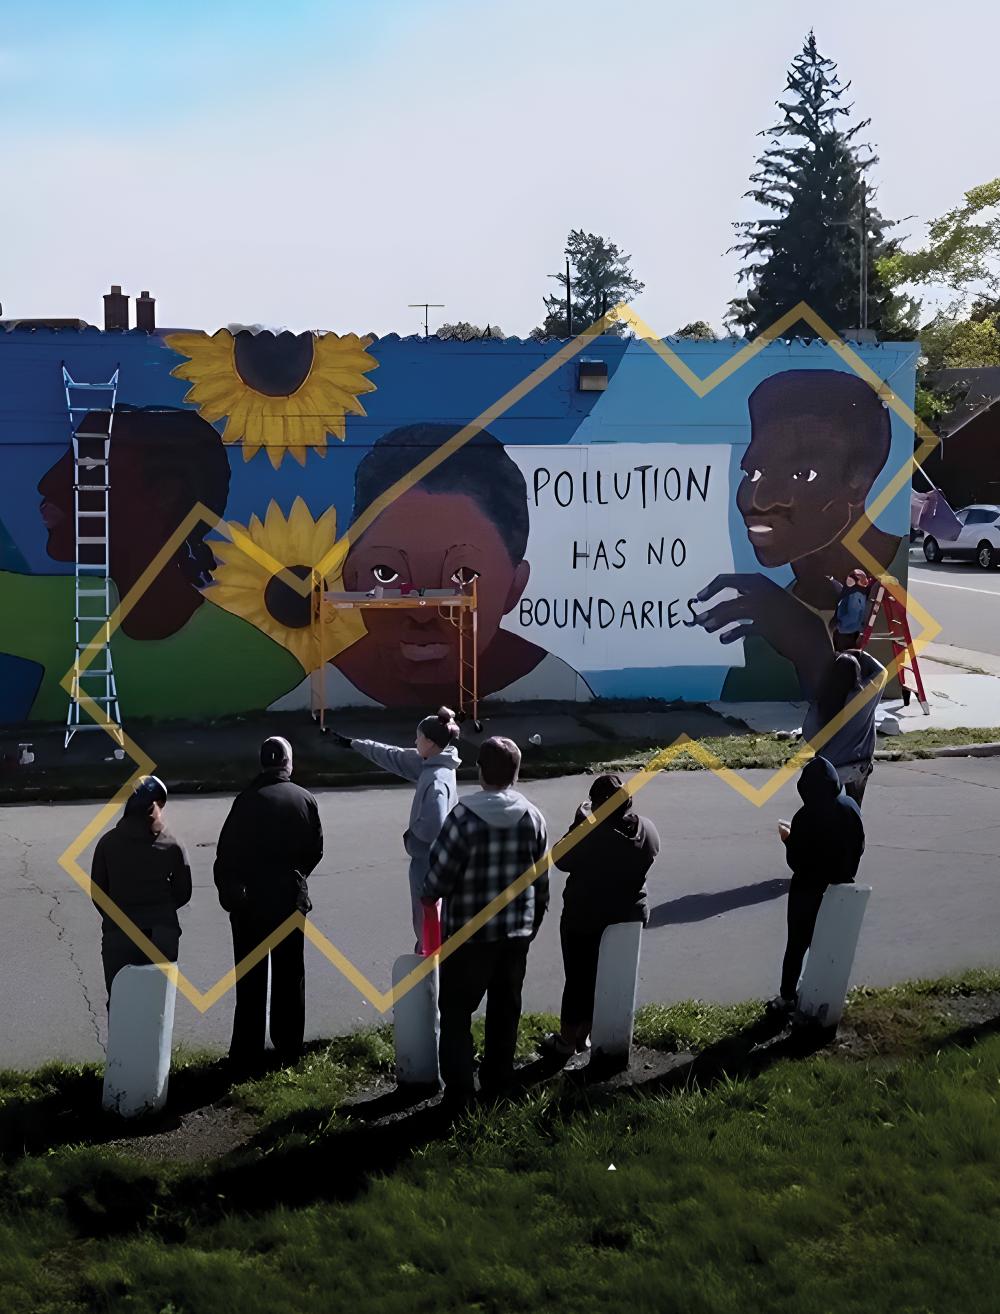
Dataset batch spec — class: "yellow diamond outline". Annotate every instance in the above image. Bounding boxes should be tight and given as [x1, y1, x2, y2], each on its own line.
[57, 299, 942, 1016]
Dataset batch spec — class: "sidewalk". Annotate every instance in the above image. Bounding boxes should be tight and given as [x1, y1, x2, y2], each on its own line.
[3, 662, 998, 803]
[0, 700, 745, 802]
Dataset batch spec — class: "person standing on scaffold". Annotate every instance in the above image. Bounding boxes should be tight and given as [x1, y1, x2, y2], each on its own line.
[332, 708, 460, 951]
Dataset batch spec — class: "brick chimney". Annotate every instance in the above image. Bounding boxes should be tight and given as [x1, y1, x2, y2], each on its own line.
[135, 290, 156, 332]
[103, 285, 129, 331]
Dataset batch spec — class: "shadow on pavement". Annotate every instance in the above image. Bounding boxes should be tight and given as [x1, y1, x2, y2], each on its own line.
[647, 878, 790, 928]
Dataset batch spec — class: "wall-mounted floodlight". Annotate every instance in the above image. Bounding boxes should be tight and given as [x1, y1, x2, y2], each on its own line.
[577, 358, 608, 391]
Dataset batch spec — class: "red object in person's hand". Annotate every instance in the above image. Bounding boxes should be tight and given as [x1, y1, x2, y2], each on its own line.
[421, 901, 442, 955]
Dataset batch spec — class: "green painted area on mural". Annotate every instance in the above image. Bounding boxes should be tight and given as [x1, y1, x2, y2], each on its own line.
[0, 572, 304, 722]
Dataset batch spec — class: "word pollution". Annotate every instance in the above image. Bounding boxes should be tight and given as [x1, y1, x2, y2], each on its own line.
[531, 464, 712, 510]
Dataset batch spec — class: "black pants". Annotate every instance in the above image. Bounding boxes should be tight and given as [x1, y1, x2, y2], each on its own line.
[780, 877, 853, 1001]
[102, 923, 180, 1005]
[229, 910, 305, 1064]
[844, 769, 871, 809]
[438, 937, 530, 1097]
[559, 919, 608, 1033]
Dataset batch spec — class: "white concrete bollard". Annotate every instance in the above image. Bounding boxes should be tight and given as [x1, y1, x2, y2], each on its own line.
[392, 954, 441, 1088]
[591, 920, 643, 1067]
[796, 884, 872, 1029]
[102, 964, 177, 1118]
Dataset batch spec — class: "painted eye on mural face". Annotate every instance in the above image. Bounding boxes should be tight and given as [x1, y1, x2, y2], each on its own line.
[792, 469, 818, 482]
[372, 565, 400, 584]
[450, 566, 480, 586]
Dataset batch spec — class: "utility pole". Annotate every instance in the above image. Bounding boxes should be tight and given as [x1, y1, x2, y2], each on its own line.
[565, 258, 573, 335]
[859, 183, 869, 330]
[408, 303, 445, 337]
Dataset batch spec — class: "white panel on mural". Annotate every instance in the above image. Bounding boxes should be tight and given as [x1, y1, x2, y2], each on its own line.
[501, 444, 742, 672]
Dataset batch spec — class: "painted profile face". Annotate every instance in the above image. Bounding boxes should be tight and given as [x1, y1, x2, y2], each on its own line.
[736, 417, 873, 569]
[341, 488, 529, 688]
[37, 446, 165, 573]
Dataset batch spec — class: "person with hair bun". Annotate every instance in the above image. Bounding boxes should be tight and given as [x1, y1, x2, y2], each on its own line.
[333, 708, 461, 949]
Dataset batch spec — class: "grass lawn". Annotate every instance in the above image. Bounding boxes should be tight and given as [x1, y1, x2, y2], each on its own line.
[526, 723, 1000, 779]
[2, 974, 999, 1313]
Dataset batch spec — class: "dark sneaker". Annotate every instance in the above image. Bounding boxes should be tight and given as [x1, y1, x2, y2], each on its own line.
[540, 1032, 576, 1059]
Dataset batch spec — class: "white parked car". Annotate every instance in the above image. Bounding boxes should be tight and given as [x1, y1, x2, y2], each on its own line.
[922, 504, 1000, 569]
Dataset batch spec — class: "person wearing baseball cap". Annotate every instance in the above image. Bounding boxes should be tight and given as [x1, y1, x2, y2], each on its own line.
[214, 737, 323, 1071]
[90, 775, 192, 1004]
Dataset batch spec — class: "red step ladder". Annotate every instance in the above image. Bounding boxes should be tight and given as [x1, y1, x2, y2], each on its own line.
[858, 582, 930, 714]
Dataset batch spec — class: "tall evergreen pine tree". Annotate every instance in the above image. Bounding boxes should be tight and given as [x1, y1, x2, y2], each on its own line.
[728, 32, 899, 337]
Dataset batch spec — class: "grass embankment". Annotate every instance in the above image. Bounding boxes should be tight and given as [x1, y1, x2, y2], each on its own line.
[2, 972, 999, 1313]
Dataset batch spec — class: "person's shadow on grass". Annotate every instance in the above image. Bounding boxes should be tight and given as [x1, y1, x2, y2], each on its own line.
[647, 878, 790, 928]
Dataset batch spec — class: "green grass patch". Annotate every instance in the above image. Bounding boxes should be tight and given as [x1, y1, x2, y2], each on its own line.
[524, 724, 1000, 779]
[1, 974, 998, 1313]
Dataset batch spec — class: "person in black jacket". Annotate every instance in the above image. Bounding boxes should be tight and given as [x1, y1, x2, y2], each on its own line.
[771, 755, 865, 1013]
[542, 773, 660, 1059]
[214, 737, 323, 1069]
[90, 775, 192, 1004]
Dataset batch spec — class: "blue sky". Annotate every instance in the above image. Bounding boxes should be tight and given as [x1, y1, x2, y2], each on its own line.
[3, 0, 997, 336]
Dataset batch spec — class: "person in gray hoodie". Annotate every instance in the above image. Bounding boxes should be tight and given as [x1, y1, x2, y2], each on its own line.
[332, 707, 461, 951]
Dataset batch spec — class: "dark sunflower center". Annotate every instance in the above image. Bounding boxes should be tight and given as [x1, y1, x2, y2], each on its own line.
[264, 565, 316, 629]
[234, 330, 315, 396]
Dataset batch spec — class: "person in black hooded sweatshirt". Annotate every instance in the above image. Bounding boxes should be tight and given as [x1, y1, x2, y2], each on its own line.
[772, 755, 865, 1013]
[543, 773, 660, 1059]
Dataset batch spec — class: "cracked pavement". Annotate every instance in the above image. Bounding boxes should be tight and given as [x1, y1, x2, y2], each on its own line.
[1, 757, 998, 1070]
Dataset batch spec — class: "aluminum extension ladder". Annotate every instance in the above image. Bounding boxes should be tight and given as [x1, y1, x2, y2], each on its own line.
[62, 366, 124, 747]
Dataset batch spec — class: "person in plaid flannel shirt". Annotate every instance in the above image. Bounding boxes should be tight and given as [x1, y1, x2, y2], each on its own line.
[422, 736, 549, 1104]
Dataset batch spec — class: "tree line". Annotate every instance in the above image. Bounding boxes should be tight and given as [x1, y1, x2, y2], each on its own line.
[442, 31, 998, 423]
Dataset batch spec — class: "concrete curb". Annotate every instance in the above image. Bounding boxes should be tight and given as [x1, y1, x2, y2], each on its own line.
[875, 741, 1000, 762]
[3, 740, 999, 805]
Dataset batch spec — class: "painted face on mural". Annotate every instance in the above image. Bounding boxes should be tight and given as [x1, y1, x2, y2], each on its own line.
[737, 372, 892, 570]
[341, 488, 530, 688]
[736, 419, 863, 568]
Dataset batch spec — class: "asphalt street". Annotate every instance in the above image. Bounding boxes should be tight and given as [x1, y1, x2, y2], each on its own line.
[2, 757, 998, 1069]
[908, 559, 1000, 658]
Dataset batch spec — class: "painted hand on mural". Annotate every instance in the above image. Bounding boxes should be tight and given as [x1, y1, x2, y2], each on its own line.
[692, 572, 833, 698]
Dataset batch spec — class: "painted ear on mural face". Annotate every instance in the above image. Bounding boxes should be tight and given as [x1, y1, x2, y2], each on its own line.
[501, 559, 531, 616]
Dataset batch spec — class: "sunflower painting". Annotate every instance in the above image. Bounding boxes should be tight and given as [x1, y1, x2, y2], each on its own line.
[205, 497, 365, 671]
[166, 328, 378, 468]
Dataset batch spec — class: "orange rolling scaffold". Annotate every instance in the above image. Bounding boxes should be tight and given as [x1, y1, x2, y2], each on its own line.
[310, 576, 481, 731]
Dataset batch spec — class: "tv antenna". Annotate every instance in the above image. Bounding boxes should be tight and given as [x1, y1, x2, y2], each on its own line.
[408, 303, 444, 337]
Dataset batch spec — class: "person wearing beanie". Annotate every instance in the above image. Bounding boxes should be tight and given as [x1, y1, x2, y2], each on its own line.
[331, 709, 460, 952]
[90, 775, 192, 1004]
[214, 736, 323, 1070]
[542, 774, 660, 1060]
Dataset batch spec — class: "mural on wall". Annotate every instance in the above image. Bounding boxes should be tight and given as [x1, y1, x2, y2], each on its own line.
[0, 326, 917, 724]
